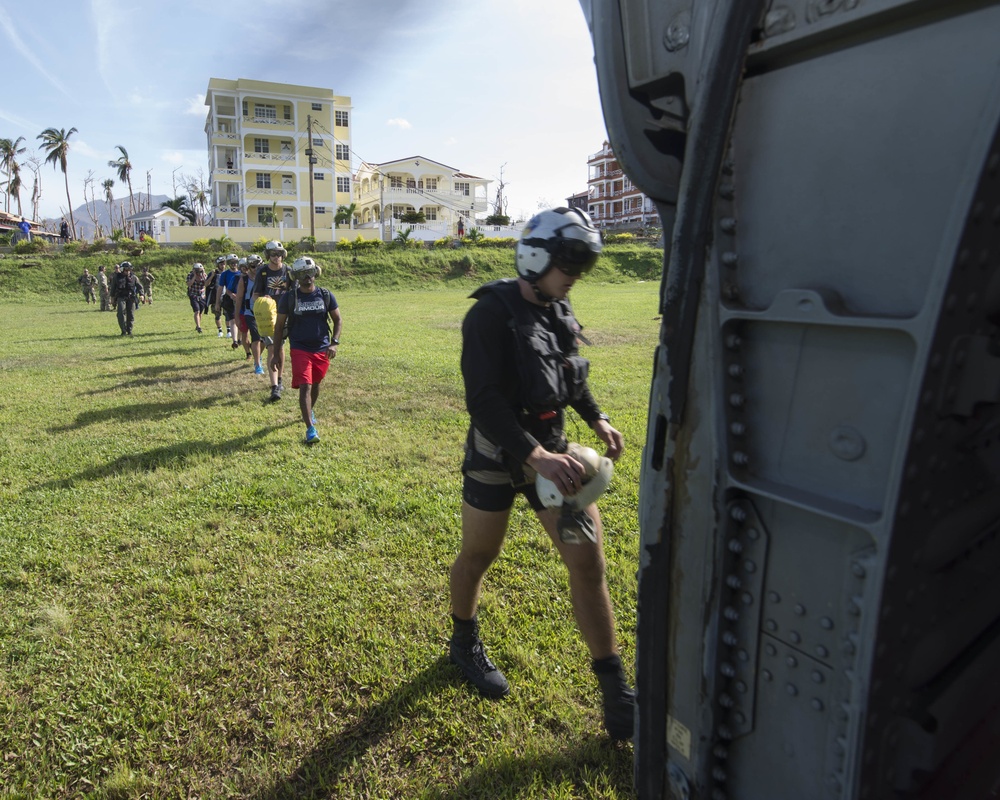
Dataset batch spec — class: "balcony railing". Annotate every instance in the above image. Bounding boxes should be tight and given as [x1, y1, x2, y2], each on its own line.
[213, 168, 241, 180]
[243, 116, 294, 129]
[248, 187, 296, 196]
[244, 151, 296, 163]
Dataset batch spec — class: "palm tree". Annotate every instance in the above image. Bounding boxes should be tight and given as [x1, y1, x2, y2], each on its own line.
[102, 178, 115, 207]
[7, 171, 22, 216]
[187, 181, 209, 226]
[108, 145, 135, 215]
[37, 126, 78, 238]
[0, 136, 26, 213]
[335, 202, 358, 229]
[161, 196, 195, 224]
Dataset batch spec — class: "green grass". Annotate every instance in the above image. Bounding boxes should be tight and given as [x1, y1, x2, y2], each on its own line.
[0, 279, 660, 798]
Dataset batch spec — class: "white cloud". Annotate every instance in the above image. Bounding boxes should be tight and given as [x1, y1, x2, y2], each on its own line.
[161, 151, 186, 166]
[72, 140, 105, 160]
[386, 118, 412, 130]
[184, 94, 207, 115]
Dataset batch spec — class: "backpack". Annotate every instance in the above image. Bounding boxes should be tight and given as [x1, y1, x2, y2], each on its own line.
[253, 296, 278, 336]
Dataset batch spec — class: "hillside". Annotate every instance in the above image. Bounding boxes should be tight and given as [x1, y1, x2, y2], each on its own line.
[0, 242, 664, 300]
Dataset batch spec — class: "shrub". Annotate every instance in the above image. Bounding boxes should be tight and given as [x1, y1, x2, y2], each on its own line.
[208, 235, 240, 253]
[62, 240, 83, 254]
[604, 232, 635, 244]
[291, 236, 317, 254]
[465, 228, 484, 243]
[191, 238, 212, 253]
[484, 214, 510, 226]
[0, 232, 11, 246]
[352, 236, 382, 251]
[336, 238, 354, 251]
[400, 210, 426, 224]
[474, 237, 517, 249]
[432, 237, 453, 249]
[13, 238, 49, 254]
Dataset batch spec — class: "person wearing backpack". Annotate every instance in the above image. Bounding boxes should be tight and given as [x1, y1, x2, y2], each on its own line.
[251, 240, 291, 402]
[272, 256, 341, 444]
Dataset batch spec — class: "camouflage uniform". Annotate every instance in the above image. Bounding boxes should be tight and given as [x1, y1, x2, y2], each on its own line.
[78, 271, 97, 304]
[98, 268, 111, 311]
[139, 269, 155, 304]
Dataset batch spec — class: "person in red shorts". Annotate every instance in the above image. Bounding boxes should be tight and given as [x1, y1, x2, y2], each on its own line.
[272, 257, 342, 444]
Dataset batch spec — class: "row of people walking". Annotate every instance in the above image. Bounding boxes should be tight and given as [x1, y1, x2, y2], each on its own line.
[186, 241, 341, 444]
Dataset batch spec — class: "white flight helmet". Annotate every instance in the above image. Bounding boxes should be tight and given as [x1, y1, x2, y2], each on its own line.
[264, 240, 287, 258]
[289, 255, 321, 282]
[246, 254, 263, 268]
[516, 207, 603, 281]
[225, 253, 239, 265]
[535, 442, 614, 510]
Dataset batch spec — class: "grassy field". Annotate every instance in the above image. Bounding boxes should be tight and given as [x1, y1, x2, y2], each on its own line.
[0, 279, 661, 799]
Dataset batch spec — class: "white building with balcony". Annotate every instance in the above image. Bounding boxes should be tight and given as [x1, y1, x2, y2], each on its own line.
[353, 156, 490, 240]
[204, 78, 352, 232]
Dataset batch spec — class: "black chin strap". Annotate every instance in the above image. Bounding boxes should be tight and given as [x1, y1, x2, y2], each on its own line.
[529, 281, 555, 306]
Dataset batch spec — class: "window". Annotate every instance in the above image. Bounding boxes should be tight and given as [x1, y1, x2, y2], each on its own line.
[455, 182, 470, 196]
[390, 176, 403, 188]
[253, 138, 269, 153]
[316, 206, 327, 214]
[242, 100, 248, 117]
[335, 144, 349, 160]
[255, 104, 276, 120]
[257, 208, 272, 223]
[424, 208, 437, 221]
[335, 110, 349, 127]
[312, 102, 322, 111]
[314, 172, 325, 180]
[425, 177, 438, 190]
[256, 173, 271, 189]
[283, 105, 291, 120]
[312, 137, 324, 147]
[337, 176, 350, 193]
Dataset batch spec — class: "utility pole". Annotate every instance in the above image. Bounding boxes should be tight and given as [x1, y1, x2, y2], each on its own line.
[146, 170, 152, 212]
[379, 177, 385, 242]
[306, 114, 316, 239]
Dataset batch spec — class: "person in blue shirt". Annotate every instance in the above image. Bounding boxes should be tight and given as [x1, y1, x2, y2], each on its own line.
[272, 257, 342, 445]
[214, 253, 242, 346]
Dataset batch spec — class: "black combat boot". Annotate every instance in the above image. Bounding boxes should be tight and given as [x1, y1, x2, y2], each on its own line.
[449, 615, 510, 699]
[593, 654, 636, 740]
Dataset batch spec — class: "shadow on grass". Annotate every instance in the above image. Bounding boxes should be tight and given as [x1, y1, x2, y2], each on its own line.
[32, 423, 291, 490]
[77, 362, 249, 396]
[252, 657, 456, 799]
[426, 738, 634, 800]
[98, 345, 209, 361]
[252, 656, 633, 799]
[51, 384, 256, 432]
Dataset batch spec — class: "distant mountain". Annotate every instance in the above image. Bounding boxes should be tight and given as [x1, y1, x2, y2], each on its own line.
[43, 193, 171, 240]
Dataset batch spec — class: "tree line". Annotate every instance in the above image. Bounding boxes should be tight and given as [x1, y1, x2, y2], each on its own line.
[0, 128, 210, 240]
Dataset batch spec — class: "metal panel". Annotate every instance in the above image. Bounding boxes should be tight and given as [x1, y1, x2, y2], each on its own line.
[587, 0, 1000, 797]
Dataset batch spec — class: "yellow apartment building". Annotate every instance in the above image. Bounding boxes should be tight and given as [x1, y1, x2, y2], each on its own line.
[204, 78, 352, 234]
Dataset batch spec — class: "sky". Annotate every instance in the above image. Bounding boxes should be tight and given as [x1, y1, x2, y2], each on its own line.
[0, 0, 610, 223]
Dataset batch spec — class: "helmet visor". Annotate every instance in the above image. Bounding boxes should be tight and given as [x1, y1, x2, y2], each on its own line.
[550, 237, 599, 276]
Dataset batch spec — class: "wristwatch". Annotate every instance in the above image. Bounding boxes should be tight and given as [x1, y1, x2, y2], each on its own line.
[331, 338, 340, 345]
[594, 412, 610, 424]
